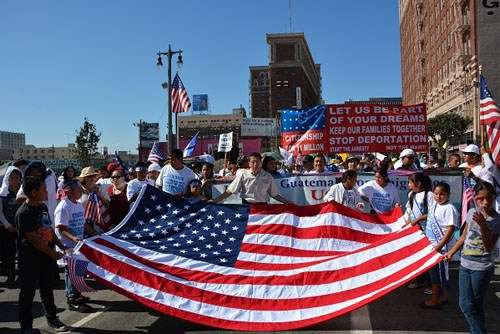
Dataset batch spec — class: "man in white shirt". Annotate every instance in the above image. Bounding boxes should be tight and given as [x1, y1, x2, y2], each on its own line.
[212, 153, 292, 204]
[460, 144, 494, 185]
[323, 170, 364, 210]
[127, 162, 150, 202]
[156, 149, 198, 196]
[304, 155, 334, 176]
[394, 148, 419, 170]
[147, 163, 162, 184]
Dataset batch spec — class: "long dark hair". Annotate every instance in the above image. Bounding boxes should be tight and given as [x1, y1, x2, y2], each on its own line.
[408, 172, 432, 214]
[62, 166, 77, 181]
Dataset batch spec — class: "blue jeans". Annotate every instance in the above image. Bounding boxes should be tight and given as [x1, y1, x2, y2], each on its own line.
[64, 266, 81, 301]
[458, 265, 494, 334]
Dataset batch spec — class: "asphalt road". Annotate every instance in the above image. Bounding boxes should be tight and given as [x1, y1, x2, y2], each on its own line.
[1, 263, 499, 334]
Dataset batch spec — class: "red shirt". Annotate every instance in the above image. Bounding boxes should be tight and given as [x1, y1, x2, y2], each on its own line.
[107, 185, 129, 228]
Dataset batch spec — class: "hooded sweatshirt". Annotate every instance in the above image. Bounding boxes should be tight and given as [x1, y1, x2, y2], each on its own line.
[0, 166, 22, 228]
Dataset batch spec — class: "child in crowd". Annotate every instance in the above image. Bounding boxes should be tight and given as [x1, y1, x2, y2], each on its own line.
[421, 182, 458, 308]
[127, 162, 149, 203]
[323, 170, 364, 210]
[358, 168, 400, 213]
[404, 173, 433, 231]
[184, 179, 204, 201]
[55, 179, 93, 313]
[445, 182, 500, 334]
[16, 176, 68, 333]
[403, 172, 433, 290]
[0, 166, 22, 287]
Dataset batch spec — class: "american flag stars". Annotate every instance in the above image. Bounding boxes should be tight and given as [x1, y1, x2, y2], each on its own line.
[113, 186, 249, 266]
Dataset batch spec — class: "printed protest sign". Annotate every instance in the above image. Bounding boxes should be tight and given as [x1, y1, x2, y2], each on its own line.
[218, 132, 233, 153]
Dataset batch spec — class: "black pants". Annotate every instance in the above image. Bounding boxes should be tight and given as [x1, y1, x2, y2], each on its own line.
[18, 254, 57, 330]
[0, 226, 16, 277]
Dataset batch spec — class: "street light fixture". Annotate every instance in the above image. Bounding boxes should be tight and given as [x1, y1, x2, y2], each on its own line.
[156, 44, 183, 155]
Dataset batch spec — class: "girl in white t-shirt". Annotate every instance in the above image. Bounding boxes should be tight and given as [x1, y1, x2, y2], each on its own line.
[420, 182, 457, 308]
[358, 168, 400, 214]
[404, 173, 433, 230]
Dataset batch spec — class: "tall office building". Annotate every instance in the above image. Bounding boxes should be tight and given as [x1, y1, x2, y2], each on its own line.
[399, 0, 478, 143]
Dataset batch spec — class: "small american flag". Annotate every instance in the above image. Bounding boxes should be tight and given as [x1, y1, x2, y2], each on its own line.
[171, 73, 191, 113]
[67, 257, 95, 293]
[480, 74, 500, 164]
[84, 192, 111, 232]
[148, 141, 166, 163]
[462, 177, 475, 226]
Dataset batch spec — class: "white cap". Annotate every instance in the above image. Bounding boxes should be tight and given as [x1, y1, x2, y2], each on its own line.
[198, 154, 215, 165]
[147, 163, 161, 172]
[399, 148, 416, 158]
[375, 152, 387, 161]
[461, 144, 480, 155]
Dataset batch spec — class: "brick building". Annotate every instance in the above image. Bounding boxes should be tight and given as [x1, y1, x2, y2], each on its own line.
[399, 0, 478, 143]
[250, 33, 322, 119]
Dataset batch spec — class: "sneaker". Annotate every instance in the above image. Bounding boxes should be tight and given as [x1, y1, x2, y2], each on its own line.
[68, 300, 93, 313]
[73, 295, 91, 303]
[424, 288, 432, 295]
[47, 317, 69, 332]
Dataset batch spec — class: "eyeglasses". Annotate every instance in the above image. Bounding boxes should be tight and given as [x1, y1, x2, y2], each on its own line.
[111, 175, 123, 179]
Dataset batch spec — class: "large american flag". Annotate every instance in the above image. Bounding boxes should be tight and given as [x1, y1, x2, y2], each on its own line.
[171, 73, 191, 113]
[480, 74, 500, 164]
[72, 185, 441, 331]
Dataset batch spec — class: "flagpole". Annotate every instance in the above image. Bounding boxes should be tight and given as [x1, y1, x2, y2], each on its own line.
[176, 112, 179, 149]
[479, 65, 485, 147]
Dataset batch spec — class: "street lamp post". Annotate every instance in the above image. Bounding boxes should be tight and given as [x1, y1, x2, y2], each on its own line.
[156, 44, 183, 155]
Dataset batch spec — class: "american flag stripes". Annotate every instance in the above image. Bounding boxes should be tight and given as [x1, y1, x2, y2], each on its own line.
[147, 141, 166, 163]
[67, 257, 95, 293]
[171, 73, 191, 113]
[461, 177, 475, 226]
[480, 75, 500, 125]
[72, 185, 442, 331]
[480, 75, 500, 164]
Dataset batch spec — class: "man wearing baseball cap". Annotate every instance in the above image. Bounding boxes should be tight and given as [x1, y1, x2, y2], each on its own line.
[394, 148, 419, 170]
[460, 144, 493, 185]
[127, 162, 150, 203]
[147, 163, 162, 184]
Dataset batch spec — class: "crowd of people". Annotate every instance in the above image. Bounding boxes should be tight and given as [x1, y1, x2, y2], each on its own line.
[0, 144, 499, 334]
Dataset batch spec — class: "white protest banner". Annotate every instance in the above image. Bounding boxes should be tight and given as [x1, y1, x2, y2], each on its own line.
[218, 132, 233, 152]
[212, 174, 337, 205]
[212, 171, 463, 209]
[241, 118, 276, 137]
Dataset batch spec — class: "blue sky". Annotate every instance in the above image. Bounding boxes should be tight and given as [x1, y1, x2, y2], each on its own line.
[0, 1, 402, 152]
